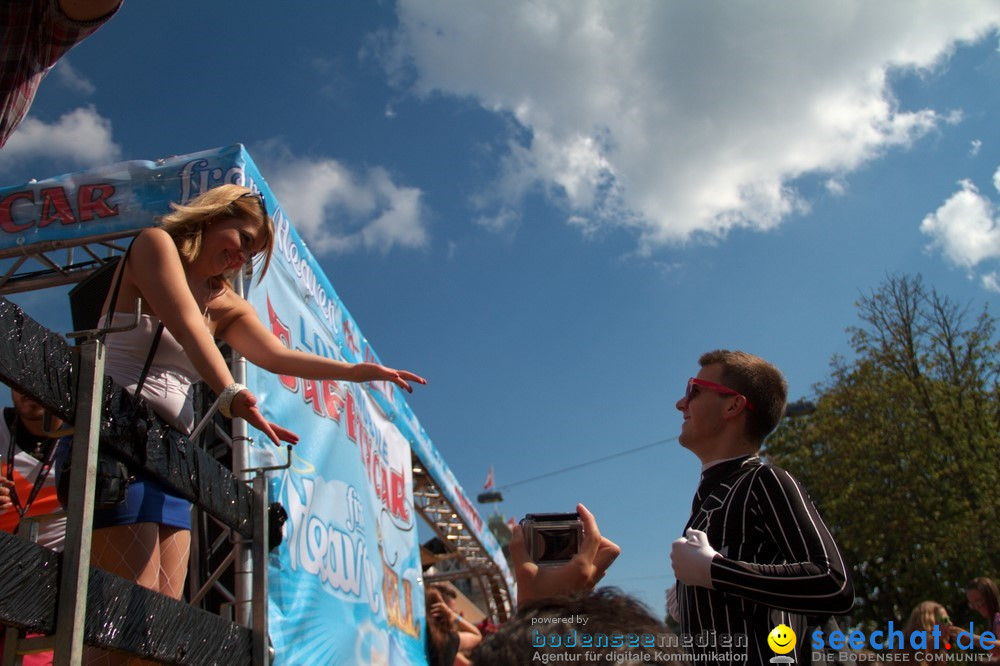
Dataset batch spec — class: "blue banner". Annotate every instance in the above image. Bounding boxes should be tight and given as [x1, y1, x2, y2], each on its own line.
[246, 260, 425, 665]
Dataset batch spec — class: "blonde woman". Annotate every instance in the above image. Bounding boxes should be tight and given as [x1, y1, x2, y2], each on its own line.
[899, 601, 952, 665]
[89, 184, 425, 607]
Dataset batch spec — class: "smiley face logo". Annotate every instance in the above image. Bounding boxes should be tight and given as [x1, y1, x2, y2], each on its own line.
[767, 624, 796, 655]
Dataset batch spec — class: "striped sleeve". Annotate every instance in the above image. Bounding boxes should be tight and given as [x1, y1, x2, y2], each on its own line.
[709, 464, 854, 614]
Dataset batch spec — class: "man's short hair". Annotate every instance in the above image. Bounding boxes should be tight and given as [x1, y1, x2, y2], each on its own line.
[699, 349, 787, 444]
[471, 588, 680, 665]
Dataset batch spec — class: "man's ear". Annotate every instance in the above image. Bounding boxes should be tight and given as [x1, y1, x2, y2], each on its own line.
[721, 396, 749, 420]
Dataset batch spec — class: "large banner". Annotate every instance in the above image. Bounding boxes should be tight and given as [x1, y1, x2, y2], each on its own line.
[246, 222, 426, 665]
[0, 145, 512, 665]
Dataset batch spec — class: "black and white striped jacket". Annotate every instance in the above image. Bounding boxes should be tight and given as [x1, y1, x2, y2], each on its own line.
[678, 455, 854, 665]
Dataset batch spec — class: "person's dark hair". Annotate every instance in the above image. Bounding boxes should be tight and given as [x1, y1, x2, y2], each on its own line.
[472, 588, 679, 665]
[430, 583, 458, 601]
[699, 349, 787, 445]
[966, 577, 1000, 619]
[425, 587, 455, 660]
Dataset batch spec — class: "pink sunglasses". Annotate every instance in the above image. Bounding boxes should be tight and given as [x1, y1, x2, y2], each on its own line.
[686, 377, 755, 411]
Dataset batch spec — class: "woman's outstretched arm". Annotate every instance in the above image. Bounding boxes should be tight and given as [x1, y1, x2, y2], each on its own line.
[216, 296, 426, 393]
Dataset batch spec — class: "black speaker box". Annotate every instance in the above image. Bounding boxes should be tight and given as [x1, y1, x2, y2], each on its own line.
[68, 258, 121, 332]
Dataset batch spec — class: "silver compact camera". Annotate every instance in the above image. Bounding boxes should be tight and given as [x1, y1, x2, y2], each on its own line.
[520, 512, 582, 566]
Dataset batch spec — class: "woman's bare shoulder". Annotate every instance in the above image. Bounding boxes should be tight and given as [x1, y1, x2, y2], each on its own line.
[130, 226, 176, 254]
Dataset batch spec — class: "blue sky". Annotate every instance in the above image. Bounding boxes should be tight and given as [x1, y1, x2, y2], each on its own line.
[2, 2, 1000, 615]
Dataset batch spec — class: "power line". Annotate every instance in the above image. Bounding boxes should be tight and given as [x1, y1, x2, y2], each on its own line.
[498, 436, 678, 491]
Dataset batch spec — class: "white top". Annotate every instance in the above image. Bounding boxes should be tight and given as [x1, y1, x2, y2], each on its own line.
[99, 312, 201, 434]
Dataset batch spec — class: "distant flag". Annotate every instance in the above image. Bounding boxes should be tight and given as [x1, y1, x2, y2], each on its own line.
[484, 465, 494, 490]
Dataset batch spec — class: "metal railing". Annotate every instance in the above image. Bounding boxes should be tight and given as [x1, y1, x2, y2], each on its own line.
[0, 298, 267, 664]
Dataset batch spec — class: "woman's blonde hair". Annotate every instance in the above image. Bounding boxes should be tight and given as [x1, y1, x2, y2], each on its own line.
[904, 601, 948, 634]
[899, 601, 949, 665]
[160, 183, 275, 285]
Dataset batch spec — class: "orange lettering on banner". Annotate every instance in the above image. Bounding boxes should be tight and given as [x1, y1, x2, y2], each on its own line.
[381, 551, 419, 637]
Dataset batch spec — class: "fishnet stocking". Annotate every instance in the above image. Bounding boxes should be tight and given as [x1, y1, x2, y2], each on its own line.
[91, 523, 160, 590]
[86, 524, 192, 665]
[156, 527, 190, 600]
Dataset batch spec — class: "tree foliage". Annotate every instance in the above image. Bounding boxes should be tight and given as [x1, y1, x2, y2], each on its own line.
[764, 274, 1000, 631]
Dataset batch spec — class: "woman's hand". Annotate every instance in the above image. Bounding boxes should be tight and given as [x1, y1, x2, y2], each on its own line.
[428, 601, 456, 624]
[0, 479, 14, 514]
[354, 363, 427, 393]
[231, 390, 299, 446]
[510, 503, 621, 605]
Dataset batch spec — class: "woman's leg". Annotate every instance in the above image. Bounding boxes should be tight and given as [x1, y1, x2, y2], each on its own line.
[156, 526, 191, 600]
[87, 524, 162, 665]
[90, 523, 161, 590]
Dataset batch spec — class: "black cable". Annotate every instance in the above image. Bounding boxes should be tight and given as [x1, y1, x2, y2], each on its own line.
[498, 436, 678, 491]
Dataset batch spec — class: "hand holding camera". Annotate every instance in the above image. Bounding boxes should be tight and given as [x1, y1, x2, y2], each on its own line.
[510, 502, 621, 605]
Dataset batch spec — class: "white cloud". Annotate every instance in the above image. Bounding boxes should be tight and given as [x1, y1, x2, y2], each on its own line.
[474, 207, 520, 234]
[920, 173, 1000, 269]
[53, 59, 96, 95]
[970, 139, 983, 156]
[825, 179, 848, 196]
[982, 272, 1000, 293]
[0, 106, 120, 170]
[381, 1, 1000, 250]
[256, 141, 428, 255]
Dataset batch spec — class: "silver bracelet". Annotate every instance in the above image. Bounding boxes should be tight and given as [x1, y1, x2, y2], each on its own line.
[218, 382, 248, 418]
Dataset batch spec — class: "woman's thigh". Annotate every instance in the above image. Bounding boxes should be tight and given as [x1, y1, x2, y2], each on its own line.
[91, 523, 161, 591]
[156, 526, 190, 600]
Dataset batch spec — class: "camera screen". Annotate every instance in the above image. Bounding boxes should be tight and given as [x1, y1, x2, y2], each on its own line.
[534, 527, 579, 562]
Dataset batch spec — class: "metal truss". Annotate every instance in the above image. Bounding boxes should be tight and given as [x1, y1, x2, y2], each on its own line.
[0, 231, 136, 294]
[412, 459, 513, 624]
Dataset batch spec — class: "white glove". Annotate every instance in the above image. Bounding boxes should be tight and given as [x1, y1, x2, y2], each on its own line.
[670, 528, 718, 589]
[666, 585, 680, 622]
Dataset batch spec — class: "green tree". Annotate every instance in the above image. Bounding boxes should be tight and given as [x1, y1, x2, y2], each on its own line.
[487, 511, 513, 548]
[764, 274, 1000, 631]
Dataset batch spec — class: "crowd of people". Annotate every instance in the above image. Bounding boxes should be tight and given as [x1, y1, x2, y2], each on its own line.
[1, 2, 997, 665]
[892, 579, 1000, 665]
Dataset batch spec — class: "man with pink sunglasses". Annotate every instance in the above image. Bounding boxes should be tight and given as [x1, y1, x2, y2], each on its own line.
[668, 350, 854, 665]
